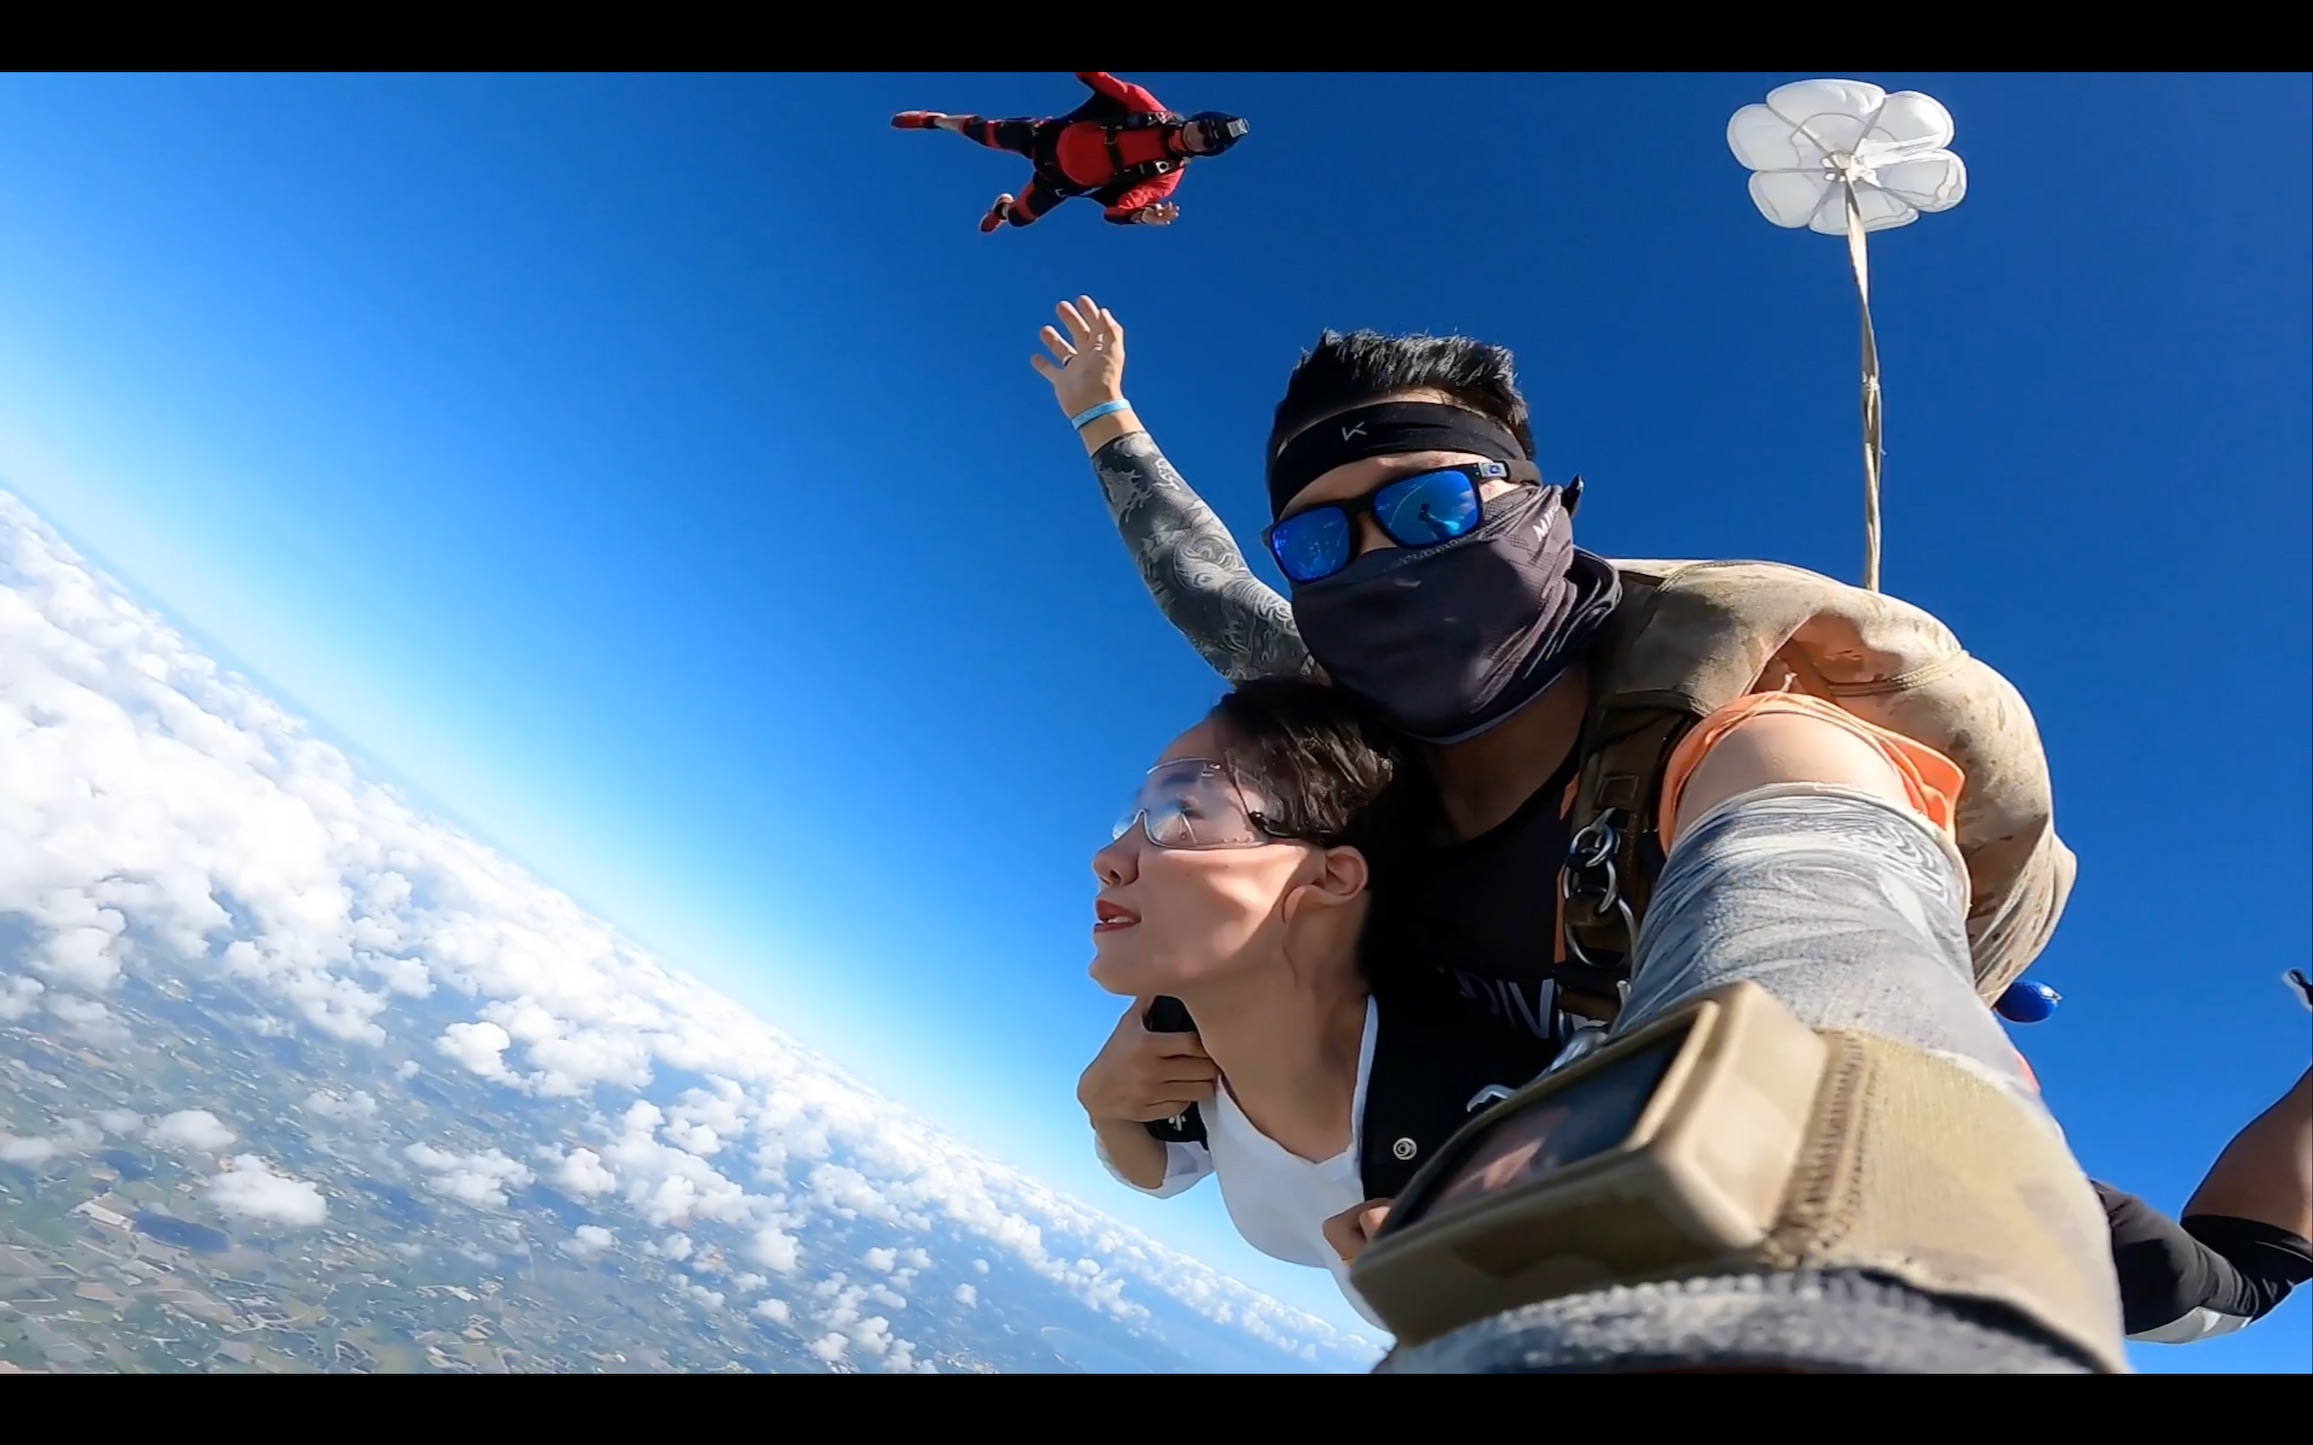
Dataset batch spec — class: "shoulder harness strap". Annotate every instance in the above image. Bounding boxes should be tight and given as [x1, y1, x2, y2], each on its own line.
[1556, 563, 1838, 1024]
[1103, 113, 1184, 185]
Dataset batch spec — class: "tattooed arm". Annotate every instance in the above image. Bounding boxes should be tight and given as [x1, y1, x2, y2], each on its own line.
[1030, 295, 1313, 685]
[1088, 432, 1314, 684]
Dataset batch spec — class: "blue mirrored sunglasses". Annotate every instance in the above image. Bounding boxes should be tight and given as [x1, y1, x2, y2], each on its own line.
[1263, 461, 1533, 585]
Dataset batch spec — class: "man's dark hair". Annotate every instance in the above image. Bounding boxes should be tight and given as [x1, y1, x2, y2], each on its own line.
[1207, 677, 1429, 868]
[1267, 330, 1535, 462]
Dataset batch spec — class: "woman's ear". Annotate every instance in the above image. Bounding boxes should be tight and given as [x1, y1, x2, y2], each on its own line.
[1282, 845, 1368, 927]
[1321, 845, 1369, 900]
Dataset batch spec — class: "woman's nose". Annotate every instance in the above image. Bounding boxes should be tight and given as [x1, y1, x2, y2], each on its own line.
[1092, 828, 1140, 885]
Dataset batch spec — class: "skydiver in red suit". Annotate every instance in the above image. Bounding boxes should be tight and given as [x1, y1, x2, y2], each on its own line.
[893, 72, 1249, 233]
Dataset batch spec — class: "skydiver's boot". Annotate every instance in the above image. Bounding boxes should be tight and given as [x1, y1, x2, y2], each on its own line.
[891, 111, 948, 130]
[979, 195, 1014, 234]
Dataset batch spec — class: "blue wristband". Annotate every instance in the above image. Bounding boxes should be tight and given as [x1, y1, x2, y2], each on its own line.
[1072, 399, 1131, 430]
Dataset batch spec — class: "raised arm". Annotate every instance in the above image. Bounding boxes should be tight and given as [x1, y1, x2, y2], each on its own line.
[1030, 296, 1315, 684]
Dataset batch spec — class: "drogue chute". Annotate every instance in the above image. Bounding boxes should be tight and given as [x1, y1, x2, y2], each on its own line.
[1729, 79, 1967, 594]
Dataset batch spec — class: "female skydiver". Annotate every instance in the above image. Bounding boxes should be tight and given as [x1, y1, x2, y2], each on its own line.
[1081, 675, 1517, 1330]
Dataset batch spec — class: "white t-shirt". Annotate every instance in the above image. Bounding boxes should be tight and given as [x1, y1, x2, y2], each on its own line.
[1096, 997, 1387, 1330]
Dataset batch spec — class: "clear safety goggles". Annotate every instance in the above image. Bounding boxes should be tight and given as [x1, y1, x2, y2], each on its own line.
[1112, 758, 1310, 851]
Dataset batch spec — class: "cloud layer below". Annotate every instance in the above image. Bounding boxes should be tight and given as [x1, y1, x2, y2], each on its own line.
[0, 491, 1382, 1372]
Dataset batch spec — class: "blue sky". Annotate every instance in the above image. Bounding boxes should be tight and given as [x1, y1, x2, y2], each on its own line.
[0, 72, 2304, 1370]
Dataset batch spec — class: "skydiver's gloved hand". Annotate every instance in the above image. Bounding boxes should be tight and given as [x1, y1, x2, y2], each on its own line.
[1076, 996, 1218, 1127]
[1030, 296, 1139, 454]
[1132, 202, 1181, 226]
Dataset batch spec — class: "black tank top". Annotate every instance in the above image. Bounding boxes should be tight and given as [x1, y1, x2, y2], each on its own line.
[1363, 746, 1586, 1053]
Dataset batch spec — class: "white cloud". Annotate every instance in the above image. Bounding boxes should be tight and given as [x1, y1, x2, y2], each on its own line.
[559, 1225, 615, 1260]
[749, 1224, 802, 1275]
[147, 1109, 236, 1153]
[0, 491, 1385, 1373]
[953, 1283, 977, 1308]
[438, 1020, 517, 1082]
[553, 1147, 618, 1197]
[862, 1246, 897, 1273]
[303, 1089, 379, 1125]
[0, 1124, 104, 1168]
[405, 1143, 534, 1209]
[0, 1136, 57, 1166]
[808, 1333, 847, 1363]
[851, 1316, 893, 1356]
[46, 993, 109, 1024]
[754, 1298, 792, 1326]
[97, 1110, 144, 1135]
[0, 975, 43, 1019]
[207, 1155, 328, 1227]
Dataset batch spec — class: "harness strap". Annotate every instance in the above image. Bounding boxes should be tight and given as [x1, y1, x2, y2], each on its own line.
[1559, 703, 1692, 1020]
[1101, 114, 1182, 187]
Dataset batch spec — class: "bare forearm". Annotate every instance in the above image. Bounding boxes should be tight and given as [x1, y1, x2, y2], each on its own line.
[2183, 1067, 2313, 1238]
[1086, 431, 1315, 685]
[1093, 1116, 1169, 1190]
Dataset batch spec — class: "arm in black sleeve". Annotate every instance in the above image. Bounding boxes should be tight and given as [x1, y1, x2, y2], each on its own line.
[2097, 1180, 2313, 1342]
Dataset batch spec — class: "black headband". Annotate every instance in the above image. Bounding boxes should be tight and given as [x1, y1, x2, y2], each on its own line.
[1266, 401, 1528, 519]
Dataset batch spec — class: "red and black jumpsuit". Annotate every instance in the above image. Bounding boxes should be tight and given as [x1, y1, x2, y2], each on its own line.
[955, 72, 1190, 227]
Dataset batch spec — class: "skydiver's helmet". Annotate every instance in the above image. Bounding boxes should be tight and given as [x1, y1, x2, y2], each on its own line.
[1180, 112, 1249, 156]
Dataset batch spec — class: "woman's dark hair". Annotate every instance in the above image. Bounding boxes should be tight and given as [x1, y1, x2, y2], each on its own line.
[1267, 329, 1536, 462]
[1207, 676, 1429, 869]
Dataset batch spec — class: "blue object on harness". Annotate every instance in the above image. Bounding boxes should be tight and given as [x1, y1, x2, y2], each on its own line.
[1996, 978, 2061, 1024]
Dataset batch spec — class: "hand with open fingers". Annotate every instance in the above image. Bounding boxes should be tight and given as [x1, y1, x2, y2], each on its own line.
[1136, 202, 1180, 226]
[1030, 296, 1127, 419]
[1323, 1199, 1395, 1264]
[1077, 996, 1218, 1126]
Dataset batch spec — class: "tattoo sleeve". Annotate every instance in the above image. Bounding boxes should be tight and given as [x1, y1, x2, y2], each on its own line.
[1089, 431, 1315, 684]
